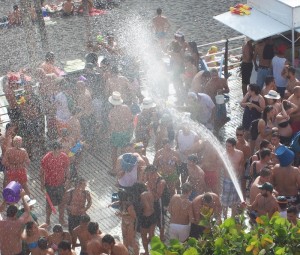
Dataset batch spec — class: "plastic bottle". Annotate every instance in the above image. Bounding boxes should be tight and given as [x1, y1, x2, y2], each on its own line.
[68, 142, 83, 157]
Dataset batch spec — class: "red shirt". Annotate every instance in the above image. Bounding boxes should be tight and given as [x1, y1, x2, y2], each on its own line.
[41, 152, 70, 186]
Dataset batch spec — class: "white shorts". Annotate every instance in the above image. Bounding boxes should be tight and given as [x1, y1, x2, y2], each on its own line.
[169, 223, 190, 242]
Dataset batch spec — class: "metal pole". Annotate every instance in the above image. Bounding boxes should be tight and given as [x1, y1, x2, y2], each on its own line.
[33, 0, 49, 51]
[224, 39, 229, 79]
[292, 9, 295, 66]
[83, 0, 92, 49]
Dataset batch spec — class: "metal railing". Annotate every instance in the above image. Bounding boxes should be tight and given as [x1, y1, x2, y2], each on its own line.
[197, 35, 246, 78]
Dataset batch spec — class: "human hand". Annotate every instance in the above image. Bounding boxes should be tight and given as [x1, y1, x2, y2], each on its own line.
[20, 189, 26, 197]
[241, 201, 247, 209]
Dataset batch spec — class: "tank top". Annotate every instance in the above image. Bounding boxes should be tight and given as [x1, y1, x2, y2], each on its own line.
[118, 164, 138, 187]
[177, 130, 197, 163]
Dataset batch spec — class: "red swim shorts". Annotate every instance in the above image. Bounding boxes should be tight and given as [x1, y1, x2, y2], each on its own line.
[204, 171, 219, 188]
[6, 168, 28, 184]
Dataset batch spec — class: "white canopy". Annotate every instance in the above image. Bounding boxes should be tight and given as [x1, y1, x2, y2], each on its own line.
[214, 9, 290, 41]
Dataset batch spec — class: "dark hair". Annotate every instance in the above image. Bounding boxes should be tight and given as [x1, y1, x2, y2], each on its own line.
[236, 126, 244, 132]
[102, 234, 115, 245]
[58, 240, 71, 251]
[53, 224, 63, 233]
[260, 148, 271, 159]
[144, 164, 158, 173]
[75, 177, 86, 187]
[282, 100, 292, 111]
[262, 105, 274, 122]
[181, 183, 192, 194]
[260, 167, 271, 177]
[51, 140, 62, 150]
[288, 66, 296, 75]
[7, 205, 18, 217]
[265, 76, 274, 86]
[38, 237, 48, 250]
[260, 139, 271, 150]
[85, 53, 98, 65]
[118, 189, 131, 202]
[80, 214, 91, 223]
[203, 193, 213, 204]
[271, 132, 280, 138]
[45, 52, 55, 62]
[13, 4, 19, 10]
[156, 8, 162, 15]
[249, 84, 261, 95]
[187, 154, 199, 164]
[188, 41, 199, 55]
[25, 222, 35, 233]
[287, 206, 298, 215]
[226, 138, 236, 146]
[162, 138, 170, 146]
[88, 222, 99, 235]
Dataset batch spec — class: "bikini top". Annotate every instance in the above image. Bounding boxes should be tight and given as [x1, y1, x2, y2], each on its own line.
[28, 241, 38, 249]
[278, 120, 290, 128]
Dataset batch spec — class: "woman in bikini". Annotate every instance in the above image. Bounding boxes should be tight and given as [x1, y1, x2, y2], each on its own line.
[22, 222, 49, 255]
[276, 100, 298, 145]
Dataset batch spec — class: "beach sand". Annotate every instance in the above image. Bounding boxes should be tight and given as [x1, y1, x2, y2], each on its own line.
[0, 0, 243, 75]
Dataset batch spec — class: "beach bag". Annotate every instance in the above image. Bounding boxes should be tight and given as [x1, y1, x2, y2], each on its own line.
[250, 119, 260, 141]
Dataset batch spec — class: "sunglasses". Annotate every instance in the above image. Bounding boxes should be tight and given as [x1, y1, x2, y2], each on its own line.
[236, 133, 243, 136]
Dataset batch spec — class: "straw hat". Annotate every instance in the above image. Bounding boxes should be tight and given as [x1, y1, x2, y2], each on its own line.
[141, 97, 156, 110]
[108, 91, 123, 105]
[264, 90, 281, 100]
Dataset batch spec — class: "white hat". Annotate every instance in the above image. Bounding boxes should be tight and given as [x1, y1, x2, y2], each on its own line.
[108, 91, 123, 105]
[264, 90, 281, 99]
[141, 97, 156, 110]
[21, 195, 36, 208]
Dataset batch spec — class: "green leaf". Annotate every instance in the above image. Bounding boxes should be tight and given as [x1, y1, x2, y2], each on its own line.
[214, 237, 224, 248]
[169, 239, 180, 246]
[187, 238, 197, 247]
[183, 247, 198, 255]
[258, 249, 266, 255]
[150, 251, 164, 255]
[151, 236, 165, 251]
[223, 218, 236, 229]
[275, 247, 286, 255]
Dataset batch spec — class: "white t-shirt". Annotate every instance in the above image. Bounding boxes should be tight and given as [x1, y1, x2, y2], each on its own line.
[55, 92, 71, 123]
[272, 56, 287, 88]
[177, 130, 197, 163]
[197, 93, 215, 124]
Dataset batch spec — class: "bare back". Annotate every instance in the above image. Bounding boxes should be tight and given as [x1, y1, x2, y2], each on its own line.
[152, 16, 169, 33]
[168, 195, 192, 225]
[141, 191, 155, 217]
[3, 147, 30, 169]
[108, 105, 133, 132]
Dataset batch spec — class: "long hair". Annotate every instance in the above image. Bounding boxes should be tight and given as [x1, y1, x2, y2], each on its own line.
[262, 105, 273, 122]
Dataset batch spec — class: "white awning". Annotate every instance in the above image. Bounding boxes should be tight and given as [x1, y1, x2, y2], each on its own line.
[214, 9, 290, 41]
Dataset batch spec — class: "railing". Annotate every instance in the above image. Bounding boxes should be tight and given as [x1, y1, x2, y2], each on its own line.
[197, 35, 246, 79]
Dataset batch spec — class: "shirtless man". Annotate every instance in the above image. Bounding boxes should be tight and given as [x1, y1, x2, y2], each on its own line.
[190, 70, 211, 94]
[72, 215, 91, 255]
[288, 86, 300, 133]
[186, 155, 206, 200]
[272, 147, 300, 204]
[108, 92, 133, 173]
[140, 183, 156, 255]
[2, 136, 31, 195]
[241, 38, 254, 96]
[283, 66, 299, 98]
[152, 8, 170, 41]
[0, 189, 30, 255]
[145, 165, 167, 241]
[41, 52, 62, 77]
[86, 222, 107, 255]
[243, 182, 279, 218]
[102, 234, 129, 255]
[189, 139, 223, 195]
[76, 81, 96, 145]
[221, 138, 244, 218]
[63, 178, 92, 237]
[106, 67, 135, 105]
[253, 38, 274, 89]
[202, 68, 229, 102]
[153, 138, 180, 195]
[190, 192, 222, 239]
[235, 126, 251, 196]
[250, 167, 272, 204]
[168, 183, 193, 242]
[37, 237, 55, 255]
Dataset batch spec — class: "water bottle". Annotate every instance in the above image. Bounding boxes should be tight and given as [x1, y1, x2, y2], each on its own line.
[42, 7, 47, 17]
[68, 142, 83, 157]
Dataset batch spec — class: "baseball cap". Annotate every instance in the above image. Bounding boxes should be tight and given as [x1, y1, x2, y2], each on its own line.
[258, 182, 273, 192]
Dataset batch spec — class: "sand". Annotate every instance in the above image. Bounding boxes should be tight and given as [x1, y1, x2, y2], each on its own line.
[0, 0, 244, 75]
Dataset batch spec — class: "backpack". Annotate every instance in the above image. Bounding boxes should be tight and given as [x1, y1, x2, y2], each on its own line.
[250, 119, 260, 141]
[156, 177, 171, 207]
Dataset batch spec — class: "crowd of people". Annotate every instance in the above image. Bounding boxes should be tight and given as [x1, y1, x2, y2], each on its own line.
[0, 4, 300, 255]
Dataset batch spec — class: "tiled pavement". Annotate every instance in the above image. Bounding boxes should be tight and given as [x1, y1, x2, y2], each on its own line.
[0, 73, 244, 253]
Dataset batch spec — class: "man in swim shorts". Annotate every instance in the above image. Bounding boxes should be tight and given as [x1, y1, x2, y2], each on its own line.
[152, 8, 170, 47]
